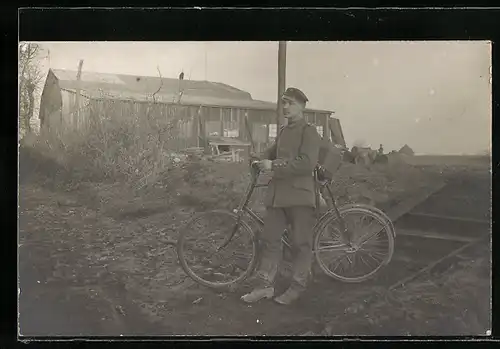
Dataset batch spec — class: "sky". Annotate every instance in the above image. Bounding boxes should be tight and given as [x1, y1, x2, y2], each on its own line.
[33, 41, 491, 155]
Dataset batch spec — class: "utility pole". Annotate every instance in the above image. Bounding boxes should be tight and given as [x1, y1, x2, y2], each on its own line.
[276, 41, 287, 147]
[204, 43, 208, 80]
[75, 59, 84, 128]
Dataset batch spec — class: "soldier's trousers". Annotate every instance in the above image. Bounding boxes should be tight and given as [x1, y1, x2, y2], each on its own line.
[255, 206, 316, 289]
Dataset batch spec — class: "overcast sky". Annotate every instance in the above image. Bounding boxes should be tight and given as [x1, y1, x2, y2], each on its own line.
[35, 41, 491, 155]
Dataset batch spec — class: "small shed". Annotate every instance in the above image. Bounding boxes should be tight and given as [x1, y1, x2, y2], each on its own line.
[39, 68, 342, 152]
[399, 144, 415, 156]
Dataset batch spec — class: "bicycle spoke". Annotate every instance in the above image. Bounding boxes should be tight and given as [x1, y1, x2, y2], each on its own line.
[346, 254, 357, 273]
[357, 225, 387, 247]
[315, 206, 394, 282]
[362, 249, 386, 264]
[217, 223, 242, 250]
[353, 214, 370, 232]
[330, 257, 344, 273]
[178, 210, 257, 287]
[363, 235, 387, 245]
[359, 245, 387, 255]
[359, 253, 375, 270]
[317, 242, 350, 252]
[345, 254, 353, 265]
[328, 252, 350, 272]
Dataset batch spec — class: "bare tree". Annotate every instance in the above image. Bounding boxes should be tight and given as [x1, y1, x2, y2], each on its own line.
[19, 42, 44, 136]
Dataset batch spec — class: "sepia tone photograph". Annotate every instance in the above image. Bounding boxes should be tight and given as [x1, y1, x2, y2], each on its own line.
[18, 40, 491, 337]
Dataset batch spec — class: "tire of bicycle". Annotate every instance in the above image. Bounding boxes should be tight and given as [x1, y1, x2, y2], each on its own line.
[313, 205, 395, 283]
[176, 209, 259, 290]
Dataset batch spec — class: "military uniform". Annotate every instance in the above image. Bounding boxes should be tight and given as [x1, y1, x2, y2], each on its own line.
[253, 89, 321, 293]
[262, 119, 320, 208]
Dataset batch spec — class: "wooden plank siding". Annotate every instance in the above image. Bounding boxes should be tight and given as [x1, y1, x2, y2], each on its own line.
[54, 87, 338, 153]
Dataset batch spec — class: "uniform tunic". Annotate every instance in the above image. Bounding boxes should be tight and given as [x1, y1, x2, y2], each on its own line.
[262, 118, 321, 208]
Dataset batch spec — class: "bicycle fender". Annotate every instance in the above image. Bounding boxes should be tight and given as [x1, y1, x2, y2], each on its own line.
[339, 203, 396, 238]
[313, 205, 396, 239]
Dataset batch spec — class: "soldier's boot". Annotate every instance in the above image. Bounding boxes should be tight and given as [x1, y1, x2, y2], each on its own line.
[274, 282, 305, 305]
[241, 286, 275, 303]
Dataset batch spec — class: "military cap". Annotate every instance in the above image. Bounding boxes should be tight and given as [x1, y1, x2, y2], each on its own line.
[282, 87, 309, 104]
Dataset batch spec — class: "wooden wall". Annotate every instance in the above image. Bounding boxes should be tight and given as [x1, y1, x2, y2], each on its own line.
[43, 79, 337, 152]
[39, 70, 63, 129]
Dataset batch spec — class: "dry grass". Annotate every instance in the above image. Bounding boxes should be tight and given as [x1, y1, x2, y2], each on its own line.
[330, 161, 444, 208]
[20, 101, 186, 191]
[403, 154, 491, 168]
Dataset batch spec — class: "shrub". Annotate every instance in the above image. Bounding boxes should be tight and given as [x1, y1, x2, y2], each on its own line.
[24, 100, 186, 192]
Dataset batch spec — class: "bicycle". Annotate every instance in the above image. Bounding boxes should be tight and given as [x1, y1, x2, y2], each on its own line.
[176, 161, 396, 290]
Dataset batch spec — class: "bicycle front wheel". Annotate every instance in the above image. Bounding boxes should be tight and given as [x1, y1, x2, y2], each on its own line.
[177, 210, 258, 289]
[314, 206, 395, 283]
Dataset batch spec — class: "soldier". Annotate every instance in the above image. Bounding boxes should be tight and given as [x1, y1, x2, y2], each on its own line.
[241, 87, 321, 305]
[378, 144, 384, 155]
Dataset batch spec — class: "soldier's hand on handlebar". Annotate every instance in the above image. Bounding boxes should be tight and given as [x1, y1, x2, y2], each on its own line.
[259, 159, 272, 171]
[249, 152, 260, 161]
[251, 159, 272, 171]
[249, 152, 261, 167]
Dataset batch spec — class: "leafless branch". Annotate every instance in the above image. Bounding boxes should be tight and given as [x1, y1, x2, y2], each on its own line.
[19, 42, 44, 135]
[152, 65, 163, 104]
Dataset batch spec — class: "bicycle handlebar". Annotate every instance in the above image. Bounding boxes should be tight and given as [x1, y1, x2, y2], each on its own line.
[250, 160, 261, 177]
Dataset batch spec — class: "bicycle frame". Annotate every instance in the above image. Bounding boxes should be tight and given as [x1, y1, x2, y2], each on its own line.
[217, 165, 349, 252]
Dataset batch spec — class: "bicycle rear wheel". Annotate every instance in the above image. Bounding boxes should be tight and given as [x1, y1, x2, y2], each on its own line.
[177, 210, 258, 289]
[314, 206, 395, 283]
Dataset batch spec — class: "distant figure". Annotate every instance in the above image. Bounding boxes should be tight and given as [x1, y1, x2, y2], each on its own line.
[179, 71, 184, 80]
[351, 146, 359, 158]
[342, 151, 355, 164]
[351, 141, 376, 167]
[378, 144, 384, 155]
[355, 148, 377, 167]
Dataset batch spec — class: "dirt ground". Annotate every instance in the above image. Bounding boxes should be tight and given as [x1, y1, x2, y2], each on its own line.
[18, 154, 491, 337]
[320, 238, 490, 336]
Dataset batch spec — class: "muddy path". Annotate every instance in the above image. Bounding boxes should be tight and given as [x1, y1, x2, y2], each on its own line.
[18, 184, 165, 336]
[18, 166, 490, 337]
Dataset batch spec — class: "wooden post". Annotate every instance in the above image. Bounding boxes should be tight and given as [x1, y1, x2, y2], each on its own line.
[219, 107, 224, 137]
[75, 59, 84, 129]
[266, 116, 270, 144]
[277, 41, 287, 153]
[324, 113, 331, 141]
[200, 106, 210, 154]
[244, 110, 255, 153]
[196, 106, 201, 148]
[230, 108, 235, 137]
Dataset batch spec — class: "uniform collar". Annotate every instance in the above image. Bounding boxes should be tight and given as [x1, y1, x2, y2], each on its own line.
[286, 117, 306, 128]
